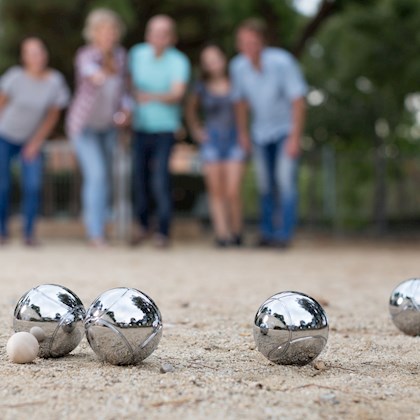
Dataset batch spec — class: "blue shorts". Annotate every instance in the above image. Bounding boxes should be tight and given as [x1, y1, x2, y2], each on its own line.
[200, 128, 246, 163]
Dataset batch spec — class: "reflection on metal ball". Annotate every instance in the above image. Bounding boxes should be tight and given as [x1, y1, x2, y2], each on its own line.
[253, 291, 329, 366]
[389, 278, 420, 336]
[13, 284, 86, 358]
[85, 287, 163, 365]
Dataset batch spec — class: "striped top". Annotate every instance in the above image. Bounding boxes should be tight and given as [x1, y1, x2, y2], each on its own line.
[66, 45, 129, 138]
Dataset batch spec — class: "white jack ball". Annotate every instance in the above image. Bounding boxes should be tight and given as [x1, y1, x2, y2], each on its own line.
[7, 332, 39, 364]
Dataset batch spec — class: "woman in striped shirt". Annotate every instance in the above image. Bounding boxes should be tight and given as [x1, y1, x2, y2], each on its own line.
[66, 8, 130, 248]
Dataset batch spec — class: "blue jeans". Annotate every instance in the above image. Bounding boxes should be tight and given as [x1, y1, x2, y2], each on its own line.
[133, 131, 175, 237]
[73, 128, 116, 240]
[253, 136, 298, 242]
[0, 136, 43, 239]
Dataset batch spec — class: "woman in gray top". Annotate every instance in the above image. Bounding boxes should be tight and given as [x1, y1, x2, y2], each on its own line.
[186, 45, 246, 247]
[0, 37, 70, 246]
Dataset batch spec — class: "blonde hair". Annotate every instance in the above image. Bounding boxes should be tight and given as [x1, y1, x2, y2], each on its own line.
[83, 8, 125, 43]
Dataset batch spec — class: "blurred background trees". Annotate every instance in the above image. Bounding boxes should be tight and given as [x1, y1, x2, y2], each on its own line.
[1, 0, 420, 231]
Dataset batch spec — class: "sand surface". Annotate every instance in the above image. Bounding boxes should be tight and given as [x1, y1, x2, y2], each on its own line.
[0, 236, 419, 419]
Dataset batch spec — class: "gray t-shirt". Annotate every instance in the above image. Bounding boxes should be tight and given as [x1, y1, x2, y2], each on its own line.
[0, 66, 70, 144]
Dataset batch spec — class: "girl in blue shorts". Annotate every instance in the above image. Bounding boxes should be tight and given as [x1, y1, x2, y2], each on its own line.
[186, 45, 246, 247]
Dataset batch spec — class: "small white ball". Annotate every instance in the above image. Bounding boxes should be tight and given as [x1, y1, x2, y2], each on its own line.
[7, 332, 39, 364]
[30, 326, 46, 343]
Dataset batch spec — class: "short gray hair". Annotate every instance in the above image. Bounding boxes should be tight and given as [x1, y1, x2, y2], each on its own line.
[83, 8, 125, 43]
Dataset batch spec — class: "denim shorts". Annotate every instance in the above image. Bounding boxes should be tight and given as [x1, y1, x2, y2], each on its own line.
[200, 128, 246, 163]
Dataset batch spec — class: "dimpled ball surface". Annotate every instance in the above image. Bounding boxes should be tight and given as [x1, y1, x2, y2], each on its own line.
[13, 284, 86, 358]
[389, 278, 420, 336]
[84, 287, 163, 365]
[253, 291, 329, 366]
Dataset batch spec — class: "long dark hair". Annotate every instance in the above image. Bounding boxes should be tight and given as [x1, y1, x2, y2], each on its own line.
[198, 44, 228, 82]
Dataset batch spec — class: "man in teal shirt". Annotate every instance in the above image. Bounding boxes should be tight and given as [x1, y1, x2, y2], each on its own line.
[129, 15, 190, 247]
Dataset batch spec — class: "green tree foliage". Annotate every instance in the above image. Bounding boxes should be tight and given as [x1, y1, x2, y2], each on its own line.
[303, 0, 420, 153]
[301, 0, 420, 229]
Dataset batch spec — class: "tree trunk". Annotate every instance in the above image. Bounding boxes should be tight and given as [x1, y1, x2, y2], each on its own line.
[256, 0, 282, 46]
[293, 0, 339, 58]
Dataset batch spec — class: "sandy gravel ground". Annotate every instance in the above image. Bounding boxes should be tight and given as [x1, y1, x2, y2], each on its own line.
[0, 234, 419, 420]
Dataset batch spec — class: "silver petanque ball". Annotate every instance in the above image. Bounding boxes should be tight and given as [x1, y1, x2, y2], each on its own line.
[85, 287, 163, 365]
[13, 284, 86, 358]
[389, 278, 420, 336]
[253, 291, 329, 366]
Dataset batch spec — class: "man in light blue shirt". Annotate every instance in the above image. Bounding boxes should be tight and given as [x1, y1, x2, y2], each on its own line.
[230, 19, 307, 248]
[129, 15, 190, 247]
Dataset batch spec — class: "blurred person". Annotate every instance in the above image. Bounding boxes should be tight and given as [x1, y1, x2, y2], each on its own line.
[66, 8, 130, 248]
[0, 37, 70, 246]
[129, 15, 191, 248]
[186, 45, 246, 247]
[230, 19, 307, 248]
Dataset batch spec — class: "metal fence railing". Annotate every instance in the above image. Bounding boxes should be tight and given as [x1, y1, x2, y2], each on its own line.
[9, 140, 420, 233]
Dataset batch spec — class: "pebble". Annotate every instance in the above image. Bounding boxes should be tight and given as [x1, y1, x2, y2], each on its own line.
[320, 392, 340, 405]
[160, 363, 175, 374]
[313, 360, 327, 371]
[7, 332, 39, 364]
[30, 326, 46, 343]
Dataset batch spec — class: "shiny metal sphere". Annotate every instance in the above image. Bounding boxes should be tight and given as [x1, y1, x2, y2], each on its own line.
[389, 278, 420, 336]
[13, 284, 86, 358]
[253, 291, 329, 366]
[85, 288, 163, 365]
